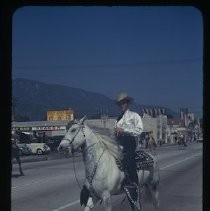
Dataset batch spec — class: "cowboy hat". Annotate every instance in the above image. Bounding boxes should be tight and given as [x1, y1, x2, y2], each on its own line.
[116, 92, 134, 104]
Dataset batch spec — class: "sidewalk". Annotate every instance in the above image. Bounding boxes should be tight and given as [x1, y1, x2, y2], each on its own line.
[13, 151, 79, 164]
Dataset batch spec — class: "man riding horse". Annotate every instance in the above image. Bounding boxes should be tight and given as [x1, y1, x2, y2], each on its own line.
[114, 92, 143, 208]
[58, 113, 159, 210]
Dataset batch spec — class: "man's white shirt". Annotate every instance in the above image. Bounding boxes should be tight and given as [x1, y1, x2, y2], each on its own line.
[115, 109, 143, 137]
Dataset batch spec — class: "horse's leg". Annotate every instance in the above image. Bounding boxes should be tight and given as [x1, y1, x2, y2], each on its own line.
[102, 191, 111, 211]
[84, 197, 94, 211]
[152, 186, 160, 211]
[144, 181, 159, 211]
[150, 159, 160, 186]
[16, 156, 24, 175]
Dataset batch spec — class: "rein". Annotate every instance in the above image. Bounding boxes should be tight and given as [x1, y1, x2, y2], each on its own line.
[85, 146, 105, 199]
[64, 123, 105, 197]
[72, 142, 98, 190]
[62, 123, 86, 190]
[72, 151, 82, 189]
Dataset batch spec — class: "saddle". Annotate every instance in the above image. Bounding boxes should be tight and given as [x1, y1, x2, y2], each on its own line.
[115, 150, 154, 171]
[135, 150, 154, 170]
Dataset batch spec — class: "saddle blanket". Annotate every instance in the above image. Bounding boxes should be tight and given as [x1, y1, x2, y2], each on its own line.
[135, 150, 154, 170]
[115, 150, 154, 171]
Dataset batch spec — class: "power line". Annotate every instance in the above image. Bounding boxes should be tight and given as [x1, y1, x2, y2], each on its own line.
[13, 58, 202, 70]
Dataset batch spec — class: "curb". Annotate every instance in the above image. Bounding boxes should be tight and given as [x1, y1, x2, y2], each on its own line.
[13, 152, 75, 164]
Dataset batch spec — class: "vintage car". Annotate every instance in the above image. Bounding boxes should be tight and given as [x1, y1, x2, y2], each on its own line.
[17, 142, 50, 155]
[15, 131, 51, 155]
[17, 143, 32, 156]
[27, 142, 51, 155]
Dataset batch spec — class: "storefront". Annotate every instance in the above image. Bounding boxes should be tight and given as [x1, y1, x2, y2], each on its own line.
[12, 120, 69, 138]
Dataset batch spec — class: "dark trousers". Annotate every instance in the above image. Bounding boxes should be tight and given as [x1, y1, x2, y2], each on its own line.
[116, 135, 138, 185]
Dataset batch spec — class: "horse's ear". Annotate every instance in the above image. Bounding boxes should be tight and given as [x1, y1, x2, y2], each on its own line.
[79, 115, 87, 124]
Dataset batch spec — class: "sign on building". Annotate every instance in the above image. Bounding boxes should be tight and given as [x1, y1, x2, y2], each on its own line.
[32, 126, 66, 131]
[47, 108, 74, 121]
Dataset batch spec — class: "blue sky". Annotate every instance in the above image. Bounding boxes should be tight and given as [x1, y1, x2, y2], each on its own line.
[12, 6, 203, 116]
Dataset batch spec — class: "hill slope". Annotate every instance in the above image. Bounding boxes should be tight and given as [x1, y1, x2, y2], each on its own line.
[12, 78, 120, 120]
[12, 78, 178, 121]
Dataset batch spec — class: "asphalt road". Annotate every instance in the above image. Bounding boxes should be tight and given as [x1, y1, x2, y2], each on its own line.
[11, 142, 202, 211]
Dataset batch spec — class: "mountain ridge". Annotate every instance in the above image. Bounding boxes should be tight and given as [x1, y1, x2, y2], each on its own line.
[12, 78, 178, 121]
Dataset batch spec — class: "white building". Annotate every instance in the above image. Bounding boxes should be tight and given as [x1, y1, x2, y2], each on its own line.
[12, 115, 169, 144]
[142, 114, 168, 143]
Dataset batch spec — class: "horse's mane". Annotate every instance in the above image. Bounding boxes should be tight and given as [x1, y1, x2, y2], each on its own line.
[87, 124, 122, 159]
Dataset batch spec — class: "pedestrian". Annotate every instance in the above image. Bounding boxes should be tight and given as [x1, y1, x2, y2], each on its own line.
[157, 138, 162, 146]
[180, 134, 187, 147]
[174, 136, 178, 144]
[145, 133, 149, 148]
[114, 92, 143, 207]
[148, 131, 157, 155]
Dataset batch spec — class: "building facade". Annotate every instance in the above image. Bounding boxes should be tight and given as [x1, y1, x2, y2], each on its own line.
[47, 108, 74, 121]
[12, 120, 69, 137]
[142, 115, 168, 143]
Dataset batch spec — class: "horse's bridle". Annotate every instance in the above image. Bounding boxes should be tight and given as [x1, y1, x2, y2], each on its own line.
[62, 123, 86, 151]
[62, 122, 104, 197]
[63, 123, 101, 154]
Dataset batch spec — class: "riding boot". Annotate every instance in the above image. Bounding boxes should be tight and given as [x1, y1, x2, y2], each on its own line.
[123, 182, 141, 211]
[122, 169, 141, 210]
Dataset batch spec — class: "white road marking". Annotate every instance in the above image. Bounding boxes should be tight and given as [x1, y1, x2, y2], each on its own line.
[52, 200, 80, 211]
[12, 174, 72, 189]
[12, 178, 52, 189]
[51, 152, 202, 210]
[160, 152, 202, 170]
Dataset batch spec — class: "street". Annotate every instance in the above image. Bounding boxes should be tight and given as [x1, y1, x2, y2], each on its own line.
[11, 142, 202, 211]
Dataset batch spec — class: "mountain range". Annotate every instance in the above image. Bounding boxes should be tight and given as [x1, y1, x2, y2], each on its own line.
[12, 78, 178, 121]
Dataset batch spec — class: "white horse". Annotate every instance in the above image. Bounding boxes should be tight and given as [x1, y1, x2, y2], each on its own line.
[58, 116, 160, 211]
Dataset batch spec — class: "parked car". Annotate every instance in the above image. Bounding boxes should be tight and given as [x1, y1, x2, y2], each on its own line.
[17, 143, 32, 156]
[15, 132, 51, 155]
[26, 143, 51, 155]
